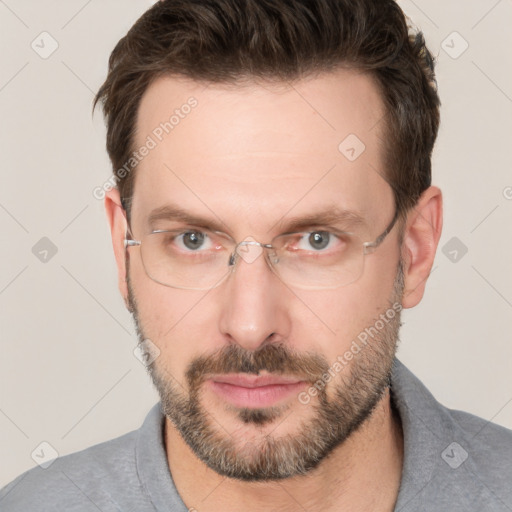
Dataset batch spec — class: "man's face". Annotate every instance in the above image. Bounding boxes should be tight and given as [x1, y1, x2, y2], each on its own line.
[125, 70, 404, 480]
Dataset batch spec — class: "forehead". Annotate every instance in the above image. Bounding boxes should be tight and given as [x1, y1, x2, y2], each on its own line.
[131, 69, 393, 236]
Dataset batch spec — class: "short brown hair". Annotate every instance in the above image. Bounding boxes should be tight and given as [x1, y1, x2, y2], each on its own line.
[94, 0, 440, 221]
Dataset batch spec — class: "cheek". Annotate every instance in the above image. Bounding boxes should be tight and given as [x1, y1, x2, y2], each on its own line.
[295, 288, 383, 348]
[295, 258, 400, 359]
[128, 257, 215, 375]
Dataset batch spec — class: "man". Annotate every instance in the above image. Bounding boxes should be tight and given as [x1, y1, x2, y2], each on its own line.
[1, 0, 511, 510]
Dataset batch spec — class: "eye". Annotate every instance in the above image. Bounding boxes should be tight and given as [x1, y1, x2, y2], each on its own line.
[296, 231, 339, 252]
[152, 227, 232, 257]
[307, 231, 330, 250]
[175, 230, 212, 251]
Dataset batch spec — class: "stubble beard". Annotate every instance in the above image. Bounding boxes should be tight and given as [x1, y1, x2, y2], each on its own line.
[128, 262, 405, 481]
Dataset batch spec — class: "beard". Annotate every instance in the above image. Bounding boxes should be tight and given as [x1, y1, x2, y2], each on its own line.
[127, 260, 405, 482]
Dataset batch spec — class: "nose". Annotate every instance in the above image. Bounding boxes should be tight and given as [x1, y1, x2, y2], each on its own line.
[217, 241, 291, 352]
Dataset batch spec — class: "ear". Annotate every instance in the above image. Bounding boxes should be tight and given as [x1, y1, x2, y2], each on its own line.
[400, 186, 443, 309]
[104, 189, 130, 310]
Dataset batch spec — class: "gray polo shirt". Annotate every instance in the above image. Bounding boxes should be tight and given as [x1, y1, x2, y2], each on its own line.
[1, 358, 511, 511]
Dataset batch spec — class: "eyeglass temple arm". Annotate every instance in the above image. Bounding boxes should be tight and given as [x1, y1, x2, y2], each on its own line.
[363, 206, 400, 254]
[124, 239, 141, 248]
[123, 221, 141, 249]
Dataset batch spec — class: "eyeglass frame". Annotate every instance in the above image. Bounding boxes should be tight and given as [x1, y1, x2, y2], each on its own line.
[123, 203, 400, 290]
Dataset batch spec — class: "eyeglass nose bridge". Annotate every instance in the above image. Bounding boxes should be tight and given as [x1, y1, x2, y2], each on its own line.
[228, 238, 277, 267]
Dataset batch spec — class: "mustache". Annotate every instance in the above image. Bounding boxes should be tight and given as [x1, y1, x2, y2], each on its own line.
[185, 342, 330, 389]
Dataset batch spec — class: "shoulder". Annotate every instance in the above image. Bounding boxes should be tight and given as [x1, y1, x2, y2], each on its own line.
[0, 429, 146, 512]
[449, 406, 512, 476]
[432, 405, 512, 510]
[391, 359, 512, 510]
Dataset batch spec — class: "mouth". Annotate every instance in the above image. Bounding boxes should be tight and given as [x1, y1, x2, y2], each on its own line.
[208, 373, 307, 409]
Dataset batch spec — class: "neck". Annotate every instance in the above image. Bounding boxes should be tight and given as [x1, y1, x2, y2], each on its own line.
[165, 389, 403, 512]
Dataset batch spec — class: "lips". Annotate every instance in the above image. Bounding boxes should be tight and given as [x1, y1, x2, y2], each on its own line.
[212, 374, 303, 387]
[208, 373, 307, 409]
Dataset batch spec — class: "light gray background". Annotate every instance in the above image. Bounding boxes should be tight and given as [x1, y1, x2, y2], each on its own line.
[1, 0, 511, 488]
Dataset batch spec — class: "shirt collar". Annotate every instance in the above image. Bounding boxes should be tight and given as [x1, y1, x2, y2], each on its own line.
[135, 402, 188, 511]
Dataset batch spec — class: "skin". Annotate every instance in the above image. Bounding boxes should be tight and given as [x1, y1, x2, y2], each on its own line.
[105, 68, 442, 511]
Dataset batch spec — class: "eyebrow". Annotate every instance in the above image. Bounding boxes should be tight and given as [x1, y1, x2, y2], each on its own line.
[147, 205, 228, 232]
[146, 204, 367, 235]
[275, 208, 367, 234]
